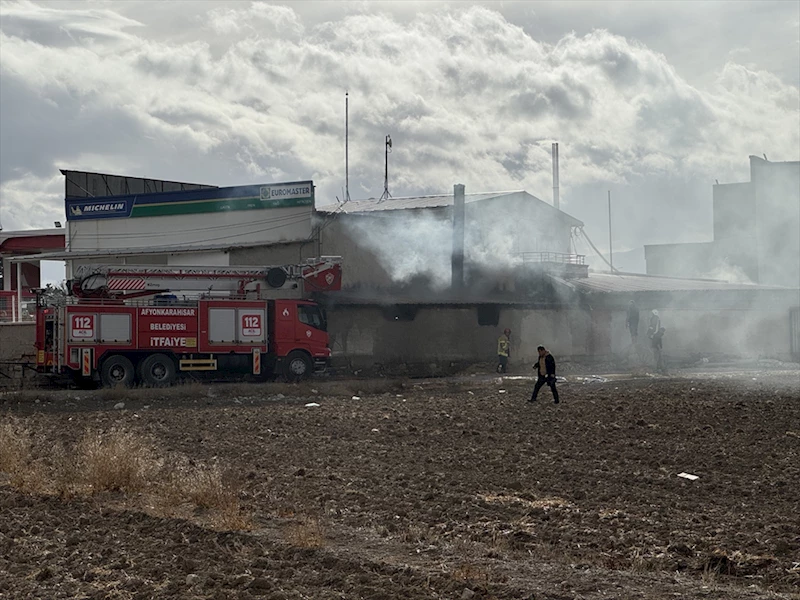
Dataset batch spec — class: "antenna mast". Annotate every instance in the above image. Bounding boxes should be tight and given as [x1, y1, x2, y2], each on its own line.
[380, 134, 392, 201]
[345, 92, 350, 203]
[608, 189, 613, 271]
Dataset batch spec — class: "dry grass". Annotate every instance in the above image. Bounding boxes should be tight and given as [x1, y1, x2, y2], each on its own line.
[478, 493, 572, 511]
[0, 419, 253, 529]
[0, 416, 31, 475]
[285, 515, 325, 548]
[49, 442, 79, 499]
[0, 416, 48, 492]
[152, 456, 253, 530]
[78, 428, 156, 493]
[630, 547, 659, 572]
[401, 523, 441, 545]
[451, 562, 491, 585]
[177, 462, 237, 509]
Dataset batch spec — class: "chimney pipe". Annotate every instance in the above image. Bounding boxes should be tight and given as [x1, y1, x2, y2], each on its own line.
[552, 142, 560, 210]
[452, 184, 465, 291]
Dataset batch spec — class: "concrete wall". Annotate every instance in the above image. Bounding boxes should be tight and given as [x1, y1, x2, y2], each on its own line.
[645, 240, 759, 283]
[713, 182, 754, 242]
[645, 158, 799, 287]
[327, 303, 797, 368]
[751, 157, 800, 288]
[0, 322, 36, 361]
[645, 242, 714, 279]
[327, 305, 594, 368]
[229, 242, 317, 268]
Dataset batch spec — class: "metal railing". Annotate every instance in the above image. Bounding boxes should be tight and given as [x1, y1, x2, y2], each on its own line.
[0, 291, 35, 323]
[517, 252, 586, 265]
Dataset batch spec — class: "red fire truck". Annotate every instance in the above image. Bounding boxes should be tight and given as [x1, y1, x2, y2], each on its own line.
[34, 257, 342, 387]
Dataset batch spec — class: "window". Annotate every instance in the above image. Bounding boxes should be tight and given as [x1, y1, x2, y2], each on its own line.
[381, 305, 418, 322]
[477, 304, 500, 326]
[298, 305, 326, 331]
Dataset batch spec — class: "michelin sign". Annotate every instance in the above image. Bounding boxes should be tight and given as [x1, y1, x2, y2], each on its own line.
[66, 180, 314, 221]
[68, 200, 132, 220]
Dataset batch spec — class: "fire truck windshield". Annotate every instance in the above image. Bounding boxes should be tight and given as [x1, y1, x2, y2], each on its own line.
[298, 305, 326, 331]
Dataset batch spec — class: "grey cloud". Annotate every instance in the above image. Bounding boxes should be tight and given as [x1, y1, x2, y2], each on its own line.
[635, 90, 715, 147]
[597, 42, 643, 86]
[506, 79, 593, 121]
[0, 1, 797, 255]
[0, 0, 140, 46]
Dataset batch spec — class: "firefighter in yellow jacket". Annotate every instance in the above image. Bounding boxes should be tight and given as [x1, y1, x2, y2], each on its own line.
[497, 328, 511, 373]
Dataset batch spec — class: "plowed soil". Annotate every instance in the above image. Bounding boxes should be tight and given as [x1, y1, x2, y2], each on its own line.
[1, 369, 799, 600]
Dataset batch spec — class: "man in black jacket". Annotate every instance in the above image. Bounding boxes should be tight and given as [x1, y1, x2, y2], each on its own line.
[529, 345, 560, 404]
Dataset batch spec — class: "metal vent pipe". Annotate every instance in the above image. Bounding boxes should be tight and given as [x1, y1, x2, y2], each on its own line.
[452, 184, 465, 291]
[552, 142, 560, 210]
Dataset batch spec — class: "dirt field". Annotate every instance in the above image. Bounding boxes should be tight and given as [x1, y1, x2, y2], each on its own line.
[1, 368, 799, 600]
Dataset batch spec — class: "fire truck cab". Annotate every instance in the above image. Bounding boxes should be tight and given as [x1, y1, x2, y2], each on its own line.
[34, 258, 341, 387]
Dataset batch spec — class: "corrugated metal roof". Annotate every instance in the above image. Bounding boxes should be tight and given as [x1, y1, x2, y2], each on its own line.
[317, 191, 521, 214]
[318, 190, 584, 227]
[567, 272, 791, 293]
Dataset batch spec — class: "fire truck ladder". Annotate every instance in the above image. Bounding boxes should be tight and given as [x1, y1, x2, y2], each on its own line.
[69, 257, 343, 299]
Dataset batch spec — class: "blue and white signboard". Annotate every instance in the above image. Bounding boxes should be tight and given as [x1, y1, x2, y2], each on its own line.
[67, 199, 133, 220]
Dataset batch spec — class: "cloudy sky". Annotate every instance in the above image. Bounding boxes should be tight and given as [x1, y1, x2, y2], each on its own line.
[1, 0, 798, 278]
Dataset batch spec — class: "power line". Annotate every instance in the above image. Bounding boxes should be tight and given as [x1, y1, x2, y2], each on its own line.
[578, 226, 620, 274]
[187, 215, 312, 245]
[72, 215, 314, 250]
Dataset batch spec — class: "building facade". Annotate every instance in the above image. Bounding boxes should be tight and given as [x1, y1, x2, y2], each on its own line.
[645, 156, 800, 288]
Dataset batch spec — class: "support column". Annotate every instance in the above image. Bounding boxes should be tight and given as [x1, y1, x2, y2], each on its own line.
[16, 262, 22, 322]
[2, 258, 10, 291]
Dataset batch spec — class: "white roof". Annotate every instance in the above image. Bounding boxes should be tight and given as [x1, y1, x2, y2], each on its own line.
[317, 190, 583, 226]
[317, 191, 521, 214]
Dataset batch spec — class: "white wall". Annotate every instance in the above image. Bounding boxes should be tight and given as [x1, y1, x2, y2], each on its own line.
[167, 252, 229, 267]
[67, 206, 311, 252]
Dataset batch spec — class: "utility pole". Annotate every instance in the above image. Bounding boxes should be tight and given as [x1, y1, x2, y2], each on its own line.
[380, 134, 392, 201]
[608, 189, 613, 271]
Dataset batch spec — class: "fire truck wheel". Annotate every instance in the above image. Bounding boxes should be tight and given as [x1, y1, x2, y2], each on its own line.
[139, 354, 176, 387]
[284, 351, 312, 381]
[100, 355, 135, 388]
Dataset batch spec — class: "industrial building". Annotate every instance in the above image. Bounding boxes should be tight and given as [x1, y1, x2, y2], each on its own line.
[2, 168, 799, 368]
[646, 155, 800, 289]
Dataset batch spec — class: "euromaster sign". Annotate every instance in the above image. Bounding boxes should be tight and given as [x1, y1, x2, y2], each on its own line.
[65, 181, 314, 221]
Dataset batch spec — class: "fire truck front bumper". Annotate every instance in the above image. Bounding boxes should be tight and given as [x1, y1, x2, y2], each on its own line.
[313, 357, 329, 374]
